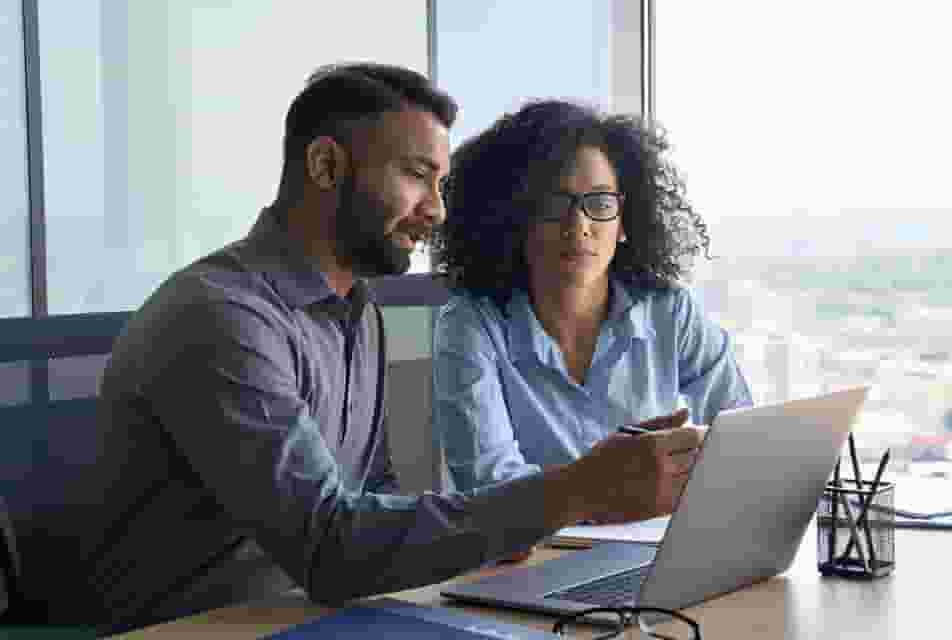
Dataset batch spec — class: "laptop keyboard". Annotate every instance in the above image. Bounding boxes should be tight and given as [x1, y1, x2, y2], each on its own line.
[545, 566, 649, 608]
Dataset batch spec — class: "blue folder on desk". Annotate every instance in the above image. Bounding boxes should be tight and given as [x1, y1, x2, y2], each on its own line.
[265, 598, 556, 639]
[894, 512, 952, 529]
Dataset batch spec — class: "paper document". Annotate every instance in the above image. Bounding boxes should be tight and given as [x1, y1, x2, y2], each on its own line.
[819, 475, 952, 529]
[890, 476, 952, 519]
[547, 516, 671, 548]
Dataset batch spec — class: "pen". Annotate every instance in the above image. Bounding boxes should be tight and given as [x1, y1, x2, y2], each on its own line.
[617, 408, 691, 436]
[842, 449, 890, 569]
[619, 420, 701, 458]
[618, 425, 652, 435]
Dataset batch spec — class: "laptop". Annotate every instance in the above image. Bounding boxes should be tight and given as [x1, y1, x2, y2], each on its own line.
[442, 386, 869, 617]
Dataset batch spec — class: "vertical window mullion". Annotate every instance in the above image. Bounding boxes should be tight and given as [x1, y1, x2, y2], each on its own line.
[21, 0, 50, 405]
[21, 0, 47, 319]
[641, 0, 655, 122]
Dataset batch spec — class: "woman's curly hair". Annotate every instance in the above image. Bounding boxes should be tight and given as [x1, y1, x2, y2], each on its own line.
[431, 99, 710, 310]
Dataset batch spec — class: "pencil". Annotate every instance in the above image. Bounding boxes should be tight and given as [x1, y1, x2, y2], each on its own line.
[840, 448, 891, 568]
[848, 433, 863, 489]
[860, 450, 890, 528]
[828, 458, 841, 566]
[859, 449, 891, 569]
[838, 491, 869, 573]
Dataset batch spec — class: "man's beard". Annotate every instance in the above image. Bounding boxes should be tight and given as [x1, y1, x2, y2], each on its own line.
[335, 175, 413, 277]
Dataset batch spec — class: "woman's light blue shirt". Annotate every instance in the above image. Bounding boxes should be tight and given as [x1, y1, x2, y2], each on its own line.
[432, 277, 753, 491]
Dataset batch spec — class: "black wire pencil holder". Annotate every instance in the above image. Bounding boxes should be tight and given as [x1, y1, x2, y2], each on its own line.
[817, 479, 895, 579]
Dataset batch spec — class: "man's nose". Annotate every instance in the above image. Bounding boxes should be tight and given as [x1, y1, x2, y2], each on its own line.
[420, 183, 446, 226]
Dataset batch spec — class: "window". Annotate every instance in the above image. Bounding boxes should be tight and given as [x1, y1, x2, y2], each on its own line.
[435, 1, 637, 148]
[656, 2, 952, 473]
[433, 0, 647, 271]
[0, 0, 30, 318]
[34, 0, 430, 313]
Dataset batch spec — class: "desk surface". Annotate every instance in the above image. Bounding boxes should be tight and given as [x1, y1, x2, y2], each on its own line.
[118, 521, 945, 639]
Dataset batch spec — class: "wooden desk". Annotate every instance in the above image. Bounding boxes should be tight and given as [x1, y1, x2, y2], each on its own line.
[119, 523, 945, 639]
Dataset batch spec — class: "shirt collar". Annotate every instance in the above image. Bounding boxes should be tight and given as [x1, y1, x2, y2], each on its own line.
[504, 276, 655, 364]
[607, 276, 656, 342]
[236, 207, 373, 310]
[505, 289, 560, 368]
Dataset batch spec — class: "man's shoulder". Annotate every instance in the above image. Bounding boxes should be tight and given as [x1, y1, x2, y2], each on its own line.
[181, 238, 295, 305]
[123, 244, 297, 349]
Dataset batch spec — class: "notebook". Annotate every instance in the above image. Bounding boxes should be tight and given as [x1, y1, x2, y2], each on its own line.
[442, 387, 869, 618]
[264, 598, 555, 638]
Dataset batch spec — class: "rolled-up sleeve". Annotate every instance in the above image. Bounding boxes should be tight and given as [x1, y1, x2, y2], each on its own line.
[149, 290, 552, 605]
[673, 289, 753, 425]
[432, 300, 541, 492]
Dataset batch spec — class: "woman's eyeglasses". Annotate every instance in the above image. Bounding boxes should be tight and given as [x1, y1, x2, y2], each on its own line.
[552, 606, 701, 639]
[535, 191, 626, 224]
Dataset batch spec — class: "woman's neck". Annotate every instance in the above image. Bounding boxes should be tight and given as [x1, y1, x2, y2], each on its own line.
[529, 275, 611, 351]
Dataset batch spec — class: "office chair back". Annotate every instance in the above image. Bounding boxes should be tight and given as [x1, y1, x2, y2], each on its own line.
[0, 311, 130, 620]
[1, 495, 21, 621]
[370, 274, 453, 493]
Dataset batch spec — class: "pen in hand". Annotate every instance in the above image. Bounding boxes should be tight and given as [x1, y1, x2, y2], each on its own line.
[618, 425, 653, 436]
[617, 408, 692, 436]
[617, 409, 699, 456]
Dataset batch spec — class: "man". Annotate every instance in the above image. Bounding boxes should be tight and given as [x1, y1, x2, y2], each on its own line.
[27, 63, 704, 634]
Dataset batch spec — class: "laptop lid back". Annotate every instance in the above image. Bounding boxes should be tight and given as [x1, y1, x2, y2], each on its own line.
[638, 386, 869, 610]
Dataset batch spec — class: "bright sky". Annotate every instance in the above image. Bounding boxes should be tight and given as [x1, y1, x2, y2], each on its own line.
[655, 2, 952, 221]
[438, 1, 613, 147]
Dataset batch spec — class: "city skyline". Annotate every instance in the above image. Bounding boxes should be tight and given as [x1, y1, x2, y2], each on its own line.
[699, 210, 952, 258]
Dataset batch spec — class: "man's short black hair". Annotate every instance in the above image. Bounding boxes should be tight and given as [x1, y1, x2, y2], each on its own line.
[275, 62, 458, 205]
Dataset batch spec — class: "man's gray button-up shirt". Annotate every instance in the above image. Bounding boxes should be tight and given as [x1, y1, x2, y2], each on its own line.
[43, 208, 552, 633]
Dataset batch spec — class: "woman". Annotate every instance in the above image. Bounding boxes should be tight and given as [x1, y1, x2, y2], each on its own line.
[432, 100, 752, 492]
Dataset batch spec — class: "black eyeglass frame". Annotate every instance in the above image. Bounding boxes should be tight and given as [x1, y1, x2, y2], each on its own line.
[552, 606, 701, 640]
[534, 190, 626, 224]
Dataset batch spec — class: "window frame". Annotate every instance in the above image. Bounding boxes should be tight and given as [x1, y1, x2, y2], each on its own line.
[11, 0, 452, 321]
[13, 0, 652, 316]
[21, 0, 46, 317]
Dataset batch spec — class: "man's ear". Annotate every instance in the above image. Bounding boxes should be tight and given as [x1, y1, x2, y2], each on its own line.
[306, 136, 349, 190]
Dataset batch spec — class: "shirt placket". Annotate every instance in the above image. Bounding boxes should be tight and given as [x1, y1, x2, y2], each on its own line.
[581, 324, 631, 443]
[339, 309, 357, 448]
